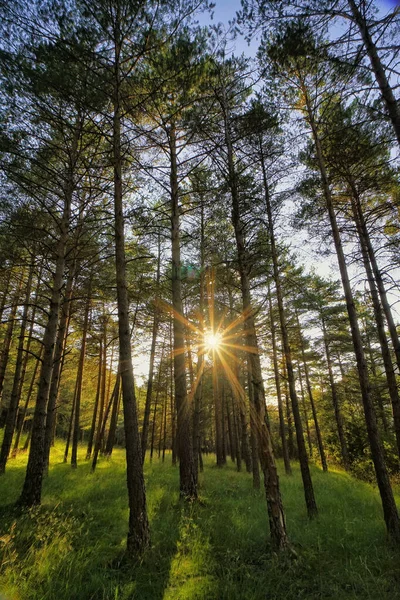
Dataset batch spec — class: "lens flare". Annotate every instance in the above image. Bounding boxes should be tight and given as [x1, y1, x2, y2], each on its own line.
[204, 331, 222, 351]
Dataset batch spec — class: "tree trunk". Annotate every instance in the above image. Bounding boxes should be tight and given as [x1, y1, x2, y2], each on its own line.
[169, 120, 197, 499]
[304, 87, 400, 542]
[17, 123, 76, 506]
[221, 87, 291, 550]
[86, 340, 103, 460]
[350, 191, 400, 460]
[321, 317, 350, 469]
[113, 34, 150, 551]
[297, 363, 313, 457]
[71, 281, 91, 468]
[0, 273, 24, 402]
[347, 0, 400, 146]
[44, 262, 75, 472]
[0, 262, 34, 473]
[261, 148, 317, 519]
[296, 316, 328, 473]
[141, 235, 161, 463]
[105, 368, 121, 457]
[268, 284, 291, 475]
[354, 196, 400, 374]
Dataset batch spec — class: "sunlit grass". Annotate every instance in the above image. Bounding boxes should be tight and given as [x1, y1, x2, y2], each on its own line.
[0, 441, 399, 599]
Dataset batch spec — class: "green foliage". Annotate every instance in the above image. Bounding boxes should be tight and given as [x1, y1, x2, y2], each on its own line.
[0, 442, 399, 599]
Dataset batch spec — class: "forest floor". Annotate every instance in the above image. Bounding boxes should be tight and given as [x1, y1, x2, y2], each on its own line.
[0, 443, 399, 600]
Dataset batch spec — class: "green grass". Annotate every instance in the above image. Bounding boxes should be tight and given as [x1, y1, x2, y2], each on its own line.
[0, 443, 399, 599]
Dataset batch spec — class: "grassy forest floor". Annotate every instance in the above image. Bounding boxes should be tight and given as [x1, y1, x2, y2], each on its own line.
[0, 443, 399, 600]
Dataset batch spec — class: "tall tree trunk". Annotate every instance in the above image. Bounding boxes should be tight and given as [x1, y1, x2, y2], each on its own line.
[17, 118, 77, 506]
[261, 148, 317, 519]
[43, 263, 75, 472]
[141, 234, 161, 463]
[169, 121, 197, 499]
[12, 346, 42, 456]
[64, 386, 76, 463]
[297, 363, 313, 457]
[354, 196, 400, 374]
[304, 87, 400, 542]
[86, 340, 103, 460]
[92, 378, 118, 472]
[12, 264, 43, 457]
[248, 363, 260, 489]
[214, 352, 225, 467]
[0, 273, 24, 402]
[347, 0, 400, 146]
[268, 285, 291, 475]
[221, 86, 291, 550]
[150, 343, 164, 462]
[321, 317, 350, 469]
[105, 368, 121, 457]
[113, 30, 149, 551]
[193, 201, 206, 481]
[0, 262, 34, 473]
[71, 281, 91, 468]
[296, 314, 328, 472]
[350, 191, 400, 460]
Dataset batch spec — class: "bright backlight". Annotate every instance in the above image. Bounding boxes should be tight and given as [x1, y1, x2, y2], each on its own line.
[204, 331, 222, 351]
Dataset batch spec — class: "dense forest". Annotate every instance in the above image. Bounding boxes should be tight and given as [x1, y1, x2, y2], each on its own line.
[0, 0, 400, 598]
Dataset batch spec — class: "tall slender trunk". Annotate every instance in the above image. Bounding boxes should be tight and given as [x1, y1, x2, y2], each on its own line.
[12, 265, 43, 457]
[297, 363, 313, 457]
[169, 121, 197, 499]
[350, 191, 400, 460]
[261, 147, 317, 519]
[0, 273, 24, 402]
[347, 0, 400, 146]
[304, 86, 400, 542]
[354, 197, 400, 374]
[0, 263, 34, 473]
[92, 377, 118, 472]
[150, 343, 164, 462]
[105, 367, 121, 457]
[64, 385, 77, 463]
[220, 85, 291, 550]
[141, 235, 161, 462]
[193, 203, 206, 480]
[71, 281, 91, 468]
[296, 313, 328, 472]
[12, 346, 43, 456]
[44, 263, 75, 472]
[86, 340, 103, 460]
[214, 352, 225, 466]
[365, 328, 389, 432]
[113, 30, 149, 551]
[17, 119, 77, 506]
[0, 269, 12, 328]
[321, 317, 350, 468]
[268, 284, 291, 474]
[170, 319, 177, 466]
[248, 363, 260, 489]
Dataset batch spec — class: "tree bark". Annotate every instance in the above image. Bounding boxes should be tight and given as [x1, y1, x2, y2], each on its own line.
[347, 0, 400, 146]
[221, 84, 291, 550]
[268, 284, 291, 475]
[262, 150, 317, 519]
[141, 234, 161, 463]
[113, 29, 150, 550]
[169, 120, 197, 499]
[0, 262, 34, 473]
[71, 280, 91, 468]
[304, 87, 400, 542]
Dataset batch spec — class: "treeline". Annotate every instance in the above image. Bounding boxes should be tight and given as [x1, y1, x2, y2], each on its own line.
[0, 0, 399, 555]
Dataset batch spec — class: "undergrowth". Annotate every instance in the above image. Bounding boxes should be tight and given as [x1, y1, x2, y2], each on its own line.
[0, 442, 399, 599]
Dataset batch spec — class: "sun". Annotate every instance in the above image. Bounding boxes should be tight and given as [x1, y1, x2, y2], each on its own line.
[204, 331, 222, 351]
